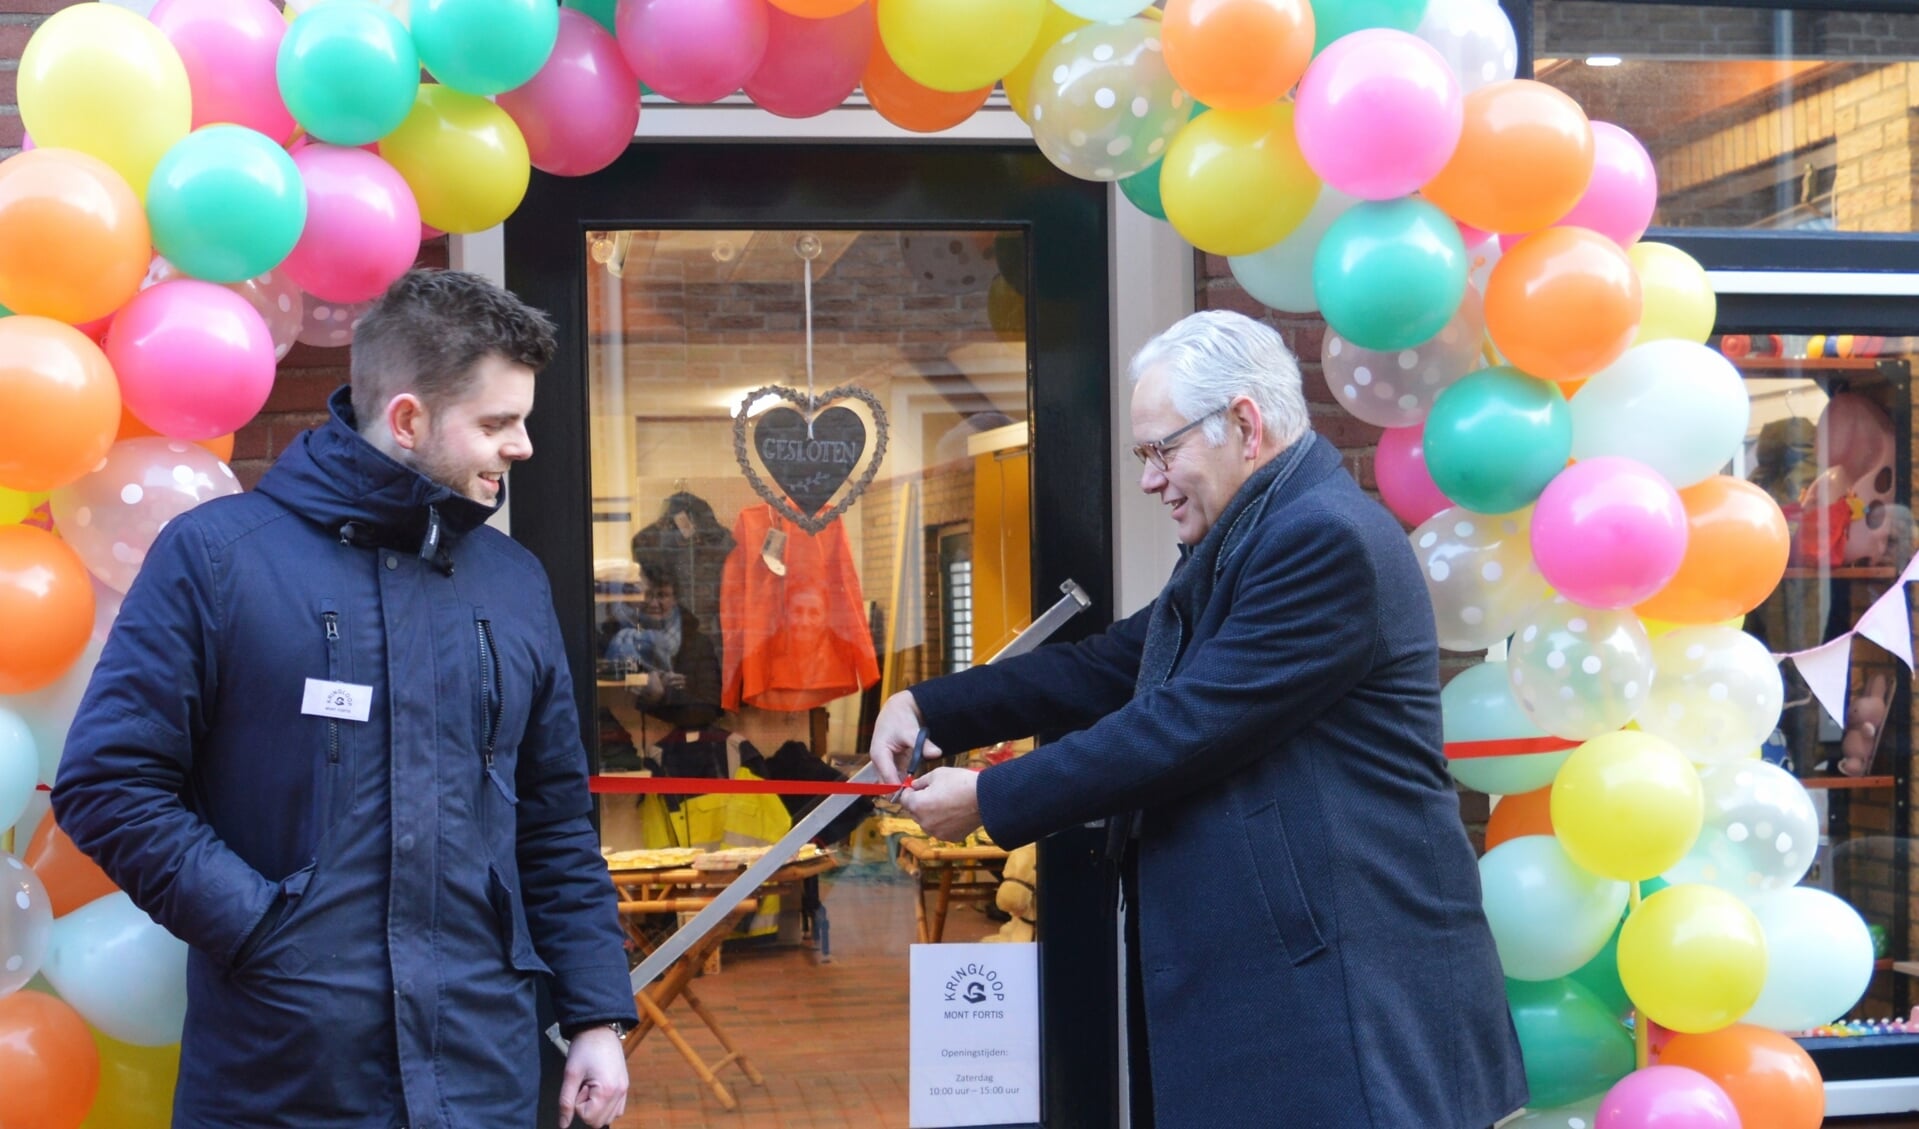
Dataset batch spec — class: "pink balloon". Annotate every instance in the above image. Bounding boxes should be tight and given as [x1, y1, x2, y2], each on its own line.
[146, 257, 305, 362]
[1376, 422, 1454, 527]
[1295, 29, 1462, 200]
[49, 438, 243, 594]
[498, 9, 641, 177]
[107, 282, 276, 442]
[1554, 121, 1657, 247]
[19, 132, 32, 152]
[1530, 456, 1688, 610]
[1596, 1066, 1741, 1129]
[1456, 220, 1490, 247]
[743, 3, 872, 119]
[151, 0, 297, 144]
[617, 0, 770, 105]
[281, 145, 421, 304]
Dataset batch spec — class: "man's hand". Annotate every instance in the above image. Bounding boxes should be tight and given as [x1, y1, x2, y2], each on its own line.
[871, 691, 940, 786]
[558, 1026, 630, 1128]
[900, 767, 982, 842]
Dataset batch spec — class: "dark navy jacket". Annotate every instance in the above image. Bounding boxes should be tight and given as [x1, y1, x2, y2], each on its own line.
[53, 390, 637, 1128]
[914, 435, 1527, 1128]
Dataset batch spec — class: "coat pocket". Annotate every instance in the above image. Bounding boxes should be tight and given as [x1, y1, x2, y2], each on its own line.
[232, 862, 316, 976]
[1240, 799, 1328, 967]
[486, 861, 554, 977]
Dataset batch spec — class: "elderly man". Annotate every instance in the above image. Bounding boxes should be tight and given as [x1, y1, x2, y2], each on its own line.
[872, 310, 1526, 1128]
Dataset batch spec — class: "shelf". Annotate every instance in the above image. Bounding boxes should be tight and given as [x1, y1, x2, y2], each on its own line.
[1733, 356, 1890, 373]
[1800, 775, 1897, 790]
[1780, 566, 1902, 579]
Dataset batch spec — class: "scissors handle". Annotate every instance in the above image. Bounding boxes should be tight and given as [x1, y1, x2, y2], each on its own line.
[906, 727, 929, 779]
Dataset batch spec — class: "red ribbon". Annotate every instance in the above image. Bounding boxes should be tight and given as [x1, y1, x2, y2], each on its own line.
[589, 775, 904, 796]
[1443, 736, 1581, 760]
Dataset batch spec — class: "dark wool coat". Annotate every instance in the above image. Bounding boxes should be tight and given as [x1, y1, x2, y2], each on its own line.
[913, 434, 1527, 1129]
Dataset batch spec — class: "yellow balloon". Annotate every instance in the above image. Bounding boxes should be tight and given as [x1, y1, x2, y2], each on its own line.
[878, 0, 1046, 94]
[1629, 242, 1716, 345]
[0, 488, 48, 525]
[17, 4, 191, 202]
[1001, 3, 1091, 120]
[987, 276, 1025, 342]
[79, 1030, 179, 1129]
[1618, 884, 1767, 1033]
[1160, 103, 1319, 258]
[378, 86, 530, 236]
[1640, 615, 1744, 639]
[1550, 730, 1703, 882]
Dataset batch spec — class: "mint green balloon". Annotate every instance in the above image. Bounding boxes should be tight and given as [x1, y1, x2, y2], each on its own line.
[1312, 197, 1467, 351]
[1569, 878, 1669, 1020]
[1480, 836, 1628, 981]
[147, 126, 308, 284]
[562, 0, 618, 35]
[414, 0, 561, 96]
[1313, 0, 1430, 54]
[1506, 978, 1635, 1108]
[277, 2, 420, 146]
[1119, 161, 1166, 220]
[1423, 366, 1572, 514]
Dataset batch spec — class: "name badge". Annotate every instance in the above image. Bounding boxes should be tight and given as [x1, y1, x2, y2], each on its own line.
[302, 678, 373, 723]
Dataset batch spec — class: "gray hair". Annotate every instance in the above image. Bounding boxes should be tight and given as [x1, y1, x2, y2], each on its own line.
[1127, 310, 1310, 449]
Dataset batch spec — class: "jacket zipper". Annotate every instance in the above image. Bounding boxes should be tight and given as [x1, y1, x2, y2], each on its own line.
[322, 610, 341, 766]
[477, 618, 510, 802]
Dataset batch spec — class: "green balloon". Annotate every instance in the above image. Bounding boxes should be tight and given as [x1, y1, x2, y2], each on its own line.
[1571, 878, 1672, 1019]
[277, 2, 421, 146]
[0, 302, 11, 318]
[414, 0, 561, 97]
[148, 126, 308, 284]
[1506, 978, 1635, 1109]
[562, 0, 619, 35]
[1312, 197, 1467, 352]
[1119, 161, 1166, 221]
[1312, 0, 1430, 54]
[1423, 366, 1572, 514]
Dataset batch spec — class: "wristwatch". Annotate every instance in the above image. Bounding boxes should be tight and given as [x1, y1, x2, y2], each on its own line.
[565, 1020, 629, 1041]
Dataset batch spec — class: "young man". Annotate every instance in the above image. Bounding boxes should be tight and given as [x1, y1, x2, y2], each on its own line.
[53, 270, 637, 1129]
[873, 311, 1526, 1128]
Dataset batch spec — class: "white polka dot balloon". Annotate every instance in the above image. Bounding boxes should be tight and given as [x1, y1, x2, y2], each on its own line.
[1410, 505, 1551, 652]
[1507, 596, 1655, 740]
[49, 438, 243, 594]
[899, 232, 999, 295]
[297, 292, 375, 350]
[1664, 760, 1819, 897]
[1323, 285, 1486, 427]
[1502, 1102, 1600, 1129]
[1028, 18, 1194, 182]
[1414, 0, 1519, 94]
[0, 851, 52, 996]
[1640, 626, 1785, 766]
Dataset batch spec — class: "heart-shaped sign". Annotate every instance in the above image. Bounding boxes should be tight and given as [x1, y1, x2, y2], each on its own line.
[733, 384, 889, 534]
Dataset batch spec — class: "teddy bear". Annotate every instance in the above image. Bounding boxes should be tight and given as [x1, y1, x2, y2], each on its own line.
[1840, 671, 1893, 777]
[981, 844, 1037, 944]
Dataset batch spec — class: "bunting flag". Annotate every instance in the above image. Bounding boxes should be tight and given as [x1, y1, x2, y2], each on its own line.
[1773, 552, 1919, 727]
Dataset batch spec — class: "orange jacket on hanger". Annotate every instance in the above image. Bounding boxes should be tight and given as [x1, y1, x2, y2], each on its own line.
[720, 504, 880, 712]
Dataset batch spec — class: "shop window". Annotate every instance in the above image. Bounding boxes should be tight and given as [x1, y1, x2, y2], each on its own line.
[1720, 328, 1915, 1038]
[1531, 0, 1919, 267]
[939, 527, 974, 673]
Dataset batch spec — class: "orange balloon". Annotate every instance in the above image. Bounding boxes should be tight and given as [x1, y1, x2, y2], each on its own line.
[0, 149, 150, 325]
[0, 990, 101, 1129]
[114, 403, 235, 463]
[769, 0, 864, 14]
[1485, 227, 1642, 382]
[1485, 786, 1554, 850]
[1163, 0, 1314, 111]
[1659, 1024, 1824, 1129]
[0, 526, 95, 695]
[0, 317, 122, 494]
[1421, 79, 1594, 235]
[860, 13, 990, 133]
[1636, 476, 1790, 625]
[25, 818, 120, 918]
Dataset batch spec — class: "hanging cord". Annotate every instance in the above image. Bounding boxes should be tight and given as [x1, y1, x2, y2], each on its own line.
[798, 232, 821, 437]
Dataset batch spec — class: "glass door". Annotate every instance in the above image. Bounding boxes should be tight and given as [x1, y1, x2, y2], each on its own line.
[507, 144, 1116, 1129]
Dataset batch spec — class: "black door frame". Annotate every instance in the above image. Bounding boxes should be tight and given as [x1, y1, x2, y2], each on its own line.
[505, 142, 1121, 1128]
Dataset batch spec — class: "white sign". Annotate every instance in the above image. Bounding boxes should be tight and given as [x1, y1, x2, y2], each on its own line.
[909, 943, 1040, 1128]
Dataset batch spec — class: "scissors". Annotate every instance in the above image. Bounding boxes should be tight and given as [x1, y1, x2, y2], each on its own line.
[895, 727, 931, 802]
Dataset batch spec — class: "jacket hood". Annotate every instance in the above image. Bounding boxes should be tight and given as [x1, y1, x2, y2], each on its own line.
[255, 386, 502, 559]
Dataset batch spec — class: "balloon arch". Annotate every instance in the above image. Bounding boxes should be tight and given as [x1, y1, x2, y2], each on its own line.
[0, 1, 1864, 1126]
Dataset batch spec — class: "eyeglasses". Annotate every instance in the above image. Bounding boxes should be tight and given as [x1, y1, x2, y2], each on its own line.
[1131, 409, 1223, 472]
